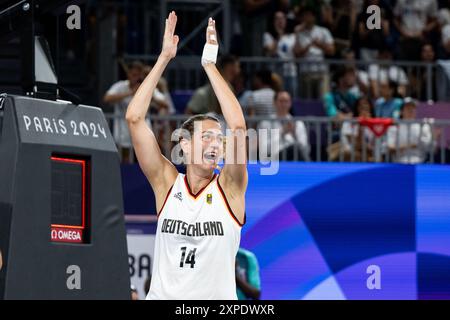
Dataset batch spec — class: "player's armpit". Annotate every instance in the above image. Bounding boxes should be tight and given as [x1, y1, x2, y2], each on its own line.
[128, 120, 178, 199]
[222, 127, 248, 189]
[219, 138, 248, 226]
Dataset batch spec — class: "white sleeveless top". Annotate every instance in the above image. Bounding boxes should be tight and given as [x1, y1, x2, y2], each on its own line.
[146, 173, 244, 300]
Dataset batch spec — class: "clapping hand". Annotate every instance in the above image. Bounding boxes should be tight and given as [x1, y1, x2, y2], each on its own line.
[160, 11, 179, 60]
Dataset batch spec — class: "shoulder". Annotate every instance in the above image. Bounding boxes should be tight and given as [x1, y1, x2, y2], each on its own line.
[193, 85, 209, 96]
[251, 88, 267, 100]
[348, 91, 359, 100]
[281, 33, 296, 43]
[262, 88, 275, 97]
[368, 64, 379, 73]
[375, 97, 384, 105]
[323, 92, 336, 106]
[358, 70, 370, 83]
[295, 118, 306, 127]
[264, 32, 275, 42]
[238, 248, 258, 262]
[188, 86, 209, 107]
[323, 91, 333, 100]
[258, 119, 272, 129]
[341, 121, 352, 132]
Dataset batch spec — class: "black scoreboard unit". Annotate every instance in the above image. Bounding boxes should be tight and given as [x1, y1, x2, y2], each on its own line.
[0, 95, 130, 299]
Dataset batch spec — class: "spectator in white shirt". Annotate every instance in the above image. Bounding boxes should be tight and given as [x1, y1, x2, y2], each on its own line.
[293, 6, 335, 98]
[247, 69, 276, 118]
[103, 61, 173, 161]
[387, 97, 433, 164]
[263, 11, 298, 97]
[103, 61, 148, 159]
[368, 47, 409, 98]
[258, 91, 310, 162]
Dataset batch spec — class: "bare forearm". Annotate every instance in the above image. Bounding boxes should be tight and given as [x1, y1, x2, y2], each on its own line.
[126, 55, 170, 123]
[203, 64, 246, 130]
[236, 276, 261, 299]
[104, 92, 131, 104]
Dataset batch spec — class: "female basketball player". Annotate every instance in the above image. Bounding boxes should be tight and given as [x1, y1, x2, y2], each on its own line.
[126, 12, 247, 299]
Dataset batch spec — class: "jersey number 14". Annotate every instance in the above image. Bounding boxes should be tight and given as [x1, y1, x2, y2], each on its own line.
[180, 247, 197, 268]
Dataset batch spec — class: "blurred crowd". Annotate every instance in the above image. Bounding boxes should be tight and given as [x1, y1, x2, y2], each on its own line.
[239, 0, 450, 62]
[104, 56, 436, 165]
[103, 0, 450, 165]
[255, 0, 448, 100]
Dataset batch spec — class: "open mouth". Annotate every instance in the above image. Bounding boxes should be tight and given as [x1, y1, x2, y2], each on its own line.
[204, 151, 217, 161]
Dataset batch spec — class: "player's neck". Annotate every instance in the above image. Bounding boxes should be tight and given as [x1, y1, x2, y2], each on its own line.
[186, 167, 215, 195]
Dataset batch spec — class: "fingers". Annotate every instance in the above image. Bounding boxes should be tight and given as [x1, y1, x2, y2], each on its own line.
[164, 18, 169, 36]
[208, 17, 216, 33]
[165, 11, 177, 36]
[206, 17, 217, 44]
[169, 11, 177, 35]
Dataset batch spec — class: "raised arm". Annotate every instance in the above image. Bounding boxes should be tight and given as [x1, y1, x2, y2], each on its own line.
[125, 11, 179, 208]
[202, 18, 247, 224]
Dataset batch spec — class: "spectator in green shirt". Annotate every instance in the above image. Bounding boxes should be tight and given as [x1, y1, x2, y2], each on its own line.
[236, 247, 261, 300]
[323, 66, 359, 120]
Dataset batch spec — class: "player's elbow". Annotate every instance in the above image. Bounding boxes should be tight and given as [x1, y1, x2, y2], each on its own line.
[125, 112, 142, 125]
[229, 123, 247, 132]
[233, 125, 247, 132]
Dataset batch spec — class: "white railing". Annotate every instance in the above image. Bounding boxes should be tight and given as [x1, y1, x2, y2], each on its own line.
[104, 113, 450, 165]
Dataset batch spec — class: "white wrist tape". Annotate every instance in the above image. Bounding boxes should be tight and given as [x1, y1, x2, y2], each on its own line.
[201, 43, 219, 65]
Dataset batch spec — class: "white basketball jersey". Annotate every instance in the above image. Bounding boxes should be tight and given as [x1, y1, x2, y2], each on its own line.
[146, 173, 244, 300]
